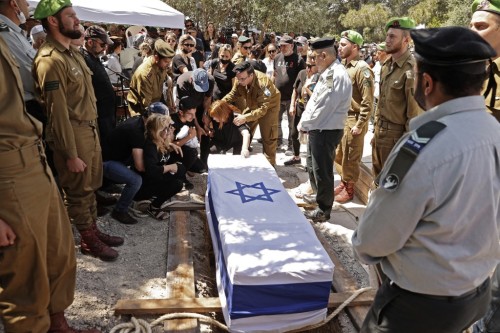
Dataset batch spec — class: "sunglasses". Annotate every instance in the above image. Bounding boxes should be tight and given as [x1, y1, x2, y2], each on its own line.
[93, 39, 106, 48]
[268, 49, 276, 53]
[183, 43, 195, 48]
[242, 46, 252, 50]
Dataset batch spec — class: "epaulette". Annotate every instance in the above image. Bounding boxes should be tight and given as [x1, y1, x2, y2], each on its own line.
[0, 21, 10, 32]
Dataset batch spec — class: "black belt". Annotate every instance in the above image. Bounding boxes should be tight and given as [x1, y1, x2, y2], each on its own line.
[389, 278, 490, 302]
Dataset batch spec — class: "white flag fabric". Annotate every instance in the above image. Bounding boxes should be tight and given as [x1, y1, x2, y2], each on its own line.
[206, 154, 334, 333]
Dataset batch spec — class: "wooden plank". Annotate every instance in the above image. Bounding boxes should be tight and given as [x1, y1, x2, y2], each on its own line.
[164, 209, 198, 332]
[114, 290, 376, 315]
[354, 163, 373, 205]
[162, 201, 205, 211]
[313, 225, 372, 331]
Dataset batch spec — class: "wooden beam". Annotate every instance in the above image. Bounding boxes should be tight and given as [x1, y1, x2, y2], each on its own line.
[162, 201, 205, 211]
[164, 209, 198, 332]
[114, 290, 375, 315]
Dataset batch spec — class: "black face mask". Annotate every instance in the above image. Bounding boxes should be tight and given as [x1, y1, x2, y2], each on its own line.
[220, 59, 230, 65]
[182, 48, 190, 54]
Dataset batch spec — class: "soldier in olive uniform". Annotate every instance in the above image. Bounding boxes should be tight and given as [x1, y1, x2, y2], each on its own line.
[372, 17, 422, 180]
[127, 39, 175, 116]
[0, 34, 99, 333]
[335, 30, 374, 203]
[231, 35, 252, 65]
[33, 0, 121, 262]
[223, 61, 280, 166]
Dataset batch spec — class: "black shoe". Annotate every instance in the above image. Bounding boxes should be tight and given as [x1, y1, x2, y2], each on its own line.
[283, 157, 301, 166]
[303, 194, 317, 205]
[304, 208, 330, 222]
[111, 209, 138, 225]
[184, 180, 194, 190]
[257, 138, 263, 144]
[95, 191, 118, 206]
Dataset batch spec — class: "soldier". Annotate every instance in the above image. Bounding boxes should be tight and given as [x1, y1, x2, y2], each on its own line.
[0, 34, 99, 333]
[127, 39, 175, 116]
[231, 35, 252, 65]
[372, 17, 422, 180]
[335, 30, 374, 203]
[223, 61, 281, 166]
[33, 0, 122, 262]
[353, 26, 500, 333]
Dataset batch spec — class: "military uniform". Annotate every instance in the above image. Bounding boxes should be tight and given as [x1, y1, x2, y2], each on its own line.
[223, 70, 281, 166]
[231, 51, 246, 65]
[372, 48, 422, 179]
[128, 56, 168, 115]
[33, 35, 102, 232]
[335, 58, 374, 185]
[0, 36, 76, 332]
[484, 57, 500, 122]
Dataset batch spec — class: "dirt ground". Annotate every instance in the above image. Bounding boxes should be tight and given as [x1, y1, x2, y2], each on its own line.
[1, 134, 370, 332]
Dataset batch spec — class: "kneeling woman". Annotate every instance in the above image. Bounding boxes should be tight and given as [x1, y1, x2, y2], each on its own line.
[208, 100, 251, 157]
[135, 113, 185, 219]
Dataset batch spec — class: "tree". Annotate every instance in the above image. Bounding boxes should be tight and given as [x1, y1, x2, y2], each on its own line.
[408, 0, 447, 27]
[339, 3, 391, 42]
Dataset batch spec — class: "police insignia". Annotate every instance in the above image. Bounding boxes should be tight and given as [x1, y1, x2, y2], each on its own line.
[44, 81, 60, 91]
[382, 174, 399, 191]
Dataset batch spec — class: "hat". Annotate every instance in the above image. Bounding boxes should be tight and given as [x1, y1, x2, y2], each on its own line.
[85, 25, 113, 45]
[376, 42, 386, 51]
[147, 102, 169, 115]
[231, 33, 238, 39]
[178, 96, 196, 111]
[295, 36, 308, 45]
[279, 35, 294, 45]
[340, 30, 363, 47]
[133, 32, 146, 48]
[233, 61, 254, 73]
[154, 39, 175, 58]
[410, 27, 496, 68]
[192, 68, 209, 92]
[385, 17, 416, 32]
[472, 0, 500, 15]
[309, 37, 335, 50]
[34, 0, 72, 19]
[238, 35, 251, 43]
[30, 25, 44, 37]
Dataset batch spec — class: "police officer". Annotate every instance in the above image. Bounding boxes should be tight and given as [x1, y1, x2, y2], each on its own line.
[352, 26, 500, 333]
[0, 35, 100, 333]
[335, 30, 374, 203]
[372, 17, 422, 180]
[127, 39, 175, 116]
[222, 61, 281, 166]
[33, 0, 122, 262]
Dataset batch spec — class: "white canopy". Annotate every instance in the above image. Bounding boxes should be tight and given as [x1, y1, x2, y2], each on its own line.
[28, 0, 185, 28]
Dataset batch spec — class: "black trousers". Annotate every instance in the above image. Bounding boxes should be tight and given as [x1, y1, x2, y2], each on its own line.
[362, 278, 491, 333]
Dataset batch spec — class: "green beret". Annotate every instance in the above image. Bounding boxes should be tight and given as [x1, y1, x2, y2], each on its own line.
[377, 42, 386, 51]
[472, 0, 500, 15]
[410, 27, 496, 70]
[154, 39, 175, 58]
[340, 30, 363, 47]
[34, 0, 72, 20]
[385, 17, 416, 32]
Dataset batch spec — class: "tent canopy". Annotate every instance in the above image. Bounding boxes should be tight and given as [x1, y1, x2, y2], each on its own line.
[28, 0, 185, 28]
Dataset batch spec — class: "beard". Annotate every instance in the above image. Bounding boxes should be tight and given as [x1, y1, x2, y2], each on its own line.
[414, 78, 427, 111]
[58, 20, 82, 39]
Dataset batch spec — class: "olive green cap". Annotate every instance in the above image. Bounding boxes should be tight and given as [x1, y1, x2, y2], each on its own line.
[377, 42, 386, 51]
[154, 39, 175, 58]
[340, 30, 363, 47]
[472, 0, 500, 15]
[34, 0, 72, 20]
[385, 17, 416, 32]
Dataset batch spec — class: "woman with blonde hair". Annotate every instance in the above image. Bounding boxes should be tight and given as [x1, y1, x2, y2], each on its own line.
[208, 100, 251, 157]
[134, 114, 185, 219]
[164, 32, 178, 51]
[172, 34, 197, 83]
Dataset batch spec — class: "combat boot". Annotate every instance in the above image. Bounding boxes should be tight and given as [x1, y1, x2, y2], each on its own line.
[335, 182, 355, 204]
[79, 228, 119, 262]
[48, 312, 101, 333]
[92, 221, 124, 247]
[334, 180, 346, 196]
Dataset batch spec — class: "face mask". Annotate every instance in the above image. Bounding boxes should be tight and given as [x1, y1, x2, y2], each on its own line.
[182, 48, 190, 54]
[220, 59, 230, 65]
[17, 9, 26, 24]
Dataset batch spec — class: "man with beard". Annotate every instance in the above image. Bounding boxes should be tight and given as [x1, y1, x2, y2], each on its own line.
[352, 27, 500, 333]
[372, 17, 422, 180]
[33, 0, 122, 262]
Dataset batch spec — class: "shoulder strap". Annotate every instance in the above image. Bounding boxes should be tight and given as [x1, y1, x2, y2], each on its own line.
[378, 120, 447, 191]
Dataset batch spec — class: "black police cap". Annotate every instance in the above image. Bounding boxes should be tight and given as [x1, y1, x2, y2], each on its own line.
[410, 27, 496, 67]
[309, 37, 335, 50]
[233, 61, 254, 73]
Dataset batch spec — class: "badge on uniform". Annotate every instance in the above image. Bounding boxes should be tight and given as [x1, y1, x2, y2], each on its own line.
[382, 174, 399, 191]
[44, 81, 60, 92]
[406, 70, 414, 80]
[263, 87, 271, 97]
[363, 68, 371, 78]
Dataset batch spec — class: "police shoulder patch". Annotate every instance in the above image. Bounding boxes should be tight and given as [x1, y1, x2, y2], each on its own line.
[44, 81, 60, 92]
[0, 22, 10, 32]
[382, 173, 400, 191]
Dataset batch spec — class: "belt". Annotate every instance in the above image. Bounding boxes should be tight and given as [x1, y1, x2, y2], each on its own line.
[376, 119, 405, 131]
[0, 140, 45, 168]
[69, 119, 97, 127]
[389, 278, 490, 302]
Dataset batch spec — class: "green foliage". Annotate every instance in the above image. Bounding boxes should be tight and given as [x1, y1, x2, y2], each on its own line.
[339, 4, 391, 42]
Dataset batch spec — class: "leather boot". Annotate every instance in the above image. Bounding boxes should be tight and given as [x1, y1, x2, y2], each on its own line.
[49, 312, 101, 333]
[335, 182, 354, 203]
[333, 181, 346, 196]
[79, 228, 119, 262]
[92, 221, 124, 247]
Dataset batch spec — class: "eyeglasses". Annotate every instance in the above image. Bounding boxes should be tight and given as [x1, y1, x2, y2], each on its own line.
[306, 64, 316, 68]
[242, 46, 252, 50]
[268, 49, 276, 53]
[183, 43, 195, 48]
[93, 39, 106, 48]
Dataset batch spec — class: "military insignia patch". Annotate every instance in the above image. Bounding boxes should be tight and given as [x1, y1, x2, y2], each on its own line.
[382, 174, 399, 191]
[44, 81, 60, 91]
[478, 0, 490, 10]
[363, 68, 371, 78]
[406, 70, 414, 80]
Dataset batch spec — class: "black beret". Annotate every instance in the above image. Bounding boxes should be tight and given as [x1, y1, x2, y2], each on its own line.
[410, 27, 496, 67]
[233, 61, 254, 73]
[309, 37, 335, 50]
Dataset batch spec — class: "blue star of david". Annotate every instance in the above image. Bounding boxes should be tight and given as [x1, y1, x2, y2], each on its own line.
[225, 181, 280, 203]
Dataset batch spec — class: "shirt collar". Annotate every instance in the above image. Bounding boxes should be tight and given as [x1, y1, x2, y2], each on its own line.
[0, 14, 21, 34]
